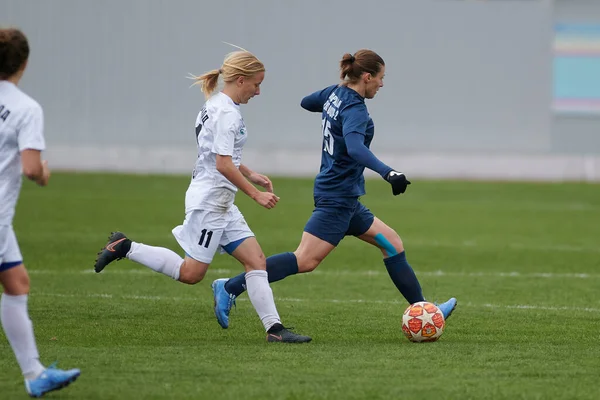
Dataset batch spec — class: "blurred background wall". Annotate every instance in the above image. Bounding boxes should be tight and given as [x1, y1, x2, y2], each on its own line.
[3, 0, 599, 180]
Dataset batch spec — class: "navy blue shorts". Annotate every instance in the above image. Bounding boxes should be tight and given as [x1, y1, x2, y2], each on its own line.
[303, 196, 375, 246]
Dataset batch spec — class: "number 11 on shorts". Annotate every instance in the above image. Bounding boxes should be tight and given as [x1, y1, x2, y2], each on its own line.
[198, 229, 213, 248]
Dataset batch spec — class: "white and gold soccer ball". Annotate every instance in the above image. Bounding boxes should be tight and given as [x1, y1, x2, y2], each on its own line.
[402, 301, 445, 342]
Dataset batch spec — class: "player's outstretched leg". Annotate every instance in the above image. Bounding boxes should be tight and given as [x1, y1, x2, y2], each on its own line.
[357, 217, 459, 321]
[94, 232, 131, 273]
[25, 364, 81, 398]
[436, 297, 457, 320]
[211, 278, 236, 329]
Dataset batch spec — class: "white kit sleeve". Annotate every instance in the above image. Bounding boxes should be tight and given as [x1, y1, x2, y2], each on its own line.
[17, 104, 46, 152]
[211, 110, 239, 156]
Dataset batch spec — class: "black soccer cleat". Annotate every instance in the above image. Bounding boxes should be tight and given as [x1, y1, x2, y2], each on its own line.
[266, 324, 312, 343]
[94, 231, 130, 273]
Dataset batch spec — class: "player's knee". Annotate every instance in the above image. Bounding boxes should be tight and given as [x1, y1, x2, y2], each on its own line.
[243, 253, 266, 272]
[180, 272, 205, 285]
[0, 265, 30, 295]
[295, 254, 321, 273]
[21, 273, 30, 291]
[17, 269, 30, 289]
[389, 236, 404, 255]
[178, 262, 206, 285]
[375, 232, 404, 256]
[390, 237, 404, 254]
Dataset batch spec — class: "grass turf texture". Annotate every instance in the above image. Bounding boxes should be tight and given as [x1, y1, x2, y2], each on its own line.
[1, 172, 599, 399]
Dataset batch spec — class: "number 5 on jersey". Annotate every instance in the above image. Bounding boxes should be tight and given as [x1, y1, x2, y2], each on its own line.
[322, 117, 333, 156]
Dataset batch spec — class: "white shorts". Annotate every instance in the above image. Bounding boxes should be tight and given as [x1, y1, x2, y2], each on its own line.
[0, 225, 23, 271]
[171, 204, 254, 264]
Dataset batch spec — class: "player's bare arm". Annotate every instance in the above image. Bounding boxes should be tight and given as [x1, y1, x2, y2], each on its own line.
[217, 155, 278, 209]
[240, 164, 273, 193]
[20, 149, 50, 186]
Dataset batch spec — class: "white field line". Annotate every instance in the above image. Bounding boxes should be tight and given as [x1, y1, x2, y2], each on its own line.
[408, 240, 600, 254]
[28, 268, 600, 280]
[33, 292, 600, 313]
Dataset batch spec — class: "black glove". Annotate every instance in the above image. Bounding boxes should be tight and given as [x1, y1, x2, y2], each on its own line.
[385, 171, 411, 195]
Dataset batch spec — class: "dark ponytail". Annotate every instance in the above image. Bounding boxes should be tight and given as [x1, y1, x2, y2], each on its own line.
[0, 28, 29, 80]
[339, 49, 384, 84]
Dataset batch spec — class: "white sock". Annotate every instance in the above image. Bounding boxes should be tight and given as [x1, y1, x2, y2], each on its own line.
[127, 242, 183, 280]
[1, 294, 45, 379]
[245, 270, 281, 331]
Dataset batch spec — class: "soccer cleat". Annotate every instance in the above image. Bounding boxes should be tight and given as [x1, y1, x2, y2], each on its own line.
[94, 231, 129, 273]
[436, 297, 458, 320]
[266, 324, 312, 343]
[211, 278, 236, 329]
[25, 364, 80, 398]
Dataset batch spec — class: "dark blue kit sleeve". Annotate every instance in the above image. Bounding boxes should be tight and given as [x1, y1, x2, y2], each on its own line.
[344, 132, 393, 178]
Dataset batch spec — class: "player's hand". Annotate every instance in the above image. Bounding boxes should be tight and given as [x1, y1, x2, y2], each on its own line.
[253, 191, 280, 209]
[248, 172, 274, 193]
[385, 170, 411, 195]
[37, 160, 51, 187]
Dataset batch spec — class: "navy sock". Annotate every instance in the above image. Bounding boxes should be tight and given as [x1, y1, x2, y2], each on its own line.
[224, 252, 299, 297]
[265, 252, 299, 282]
[384, 251, 425, 304]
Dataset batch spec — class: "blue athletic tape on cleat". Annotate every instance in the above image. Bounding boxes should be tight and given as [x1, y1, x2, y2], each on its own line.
[374, 233, 398, 256]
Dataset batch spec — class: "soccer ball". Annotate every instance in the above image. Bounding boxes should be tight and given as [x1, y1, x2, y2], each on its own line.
[402, 301, 445, 342]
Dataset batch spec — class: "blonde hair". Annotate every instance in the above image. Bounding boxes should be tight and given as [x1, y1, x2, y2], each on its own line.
[191, 47, 265, 98]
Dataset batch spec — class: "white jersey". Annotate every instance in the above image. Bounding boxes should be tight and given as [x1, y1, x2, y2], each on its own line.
[0, 81, 45, 225]
[185, 92, 248, 213]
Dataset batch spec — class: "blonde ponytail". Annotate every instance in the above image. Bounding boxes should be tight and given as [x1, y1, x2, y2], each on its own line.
[189, 48, 264, 99]
[190, 69, 221, 98]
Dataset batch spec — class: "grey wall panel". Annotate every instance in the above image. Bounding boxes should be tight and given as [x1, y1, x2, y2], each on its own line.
[4, 0, 554, 154]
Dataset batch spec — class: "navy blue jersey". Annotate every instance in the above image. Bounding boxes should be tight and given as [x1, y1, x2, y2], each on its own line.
[301, 85, 375, 198]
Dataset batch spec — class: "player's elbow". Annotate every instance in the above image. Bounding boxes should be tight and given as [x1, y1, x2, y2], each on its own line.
[346, 147, 361, 162]
[300, 97, 311, 111]
[216, 163, 228, 175]
[300, 98, 319, 112]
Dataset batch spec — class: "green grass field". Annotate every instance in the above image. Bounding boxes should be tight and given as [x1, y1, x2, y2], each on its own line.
[1, 172, 599, 399]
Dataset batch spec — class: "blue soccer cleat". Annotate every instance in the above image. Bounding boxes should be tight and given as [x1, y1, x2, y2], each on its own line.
[25, 363, 80, 398]
[212, 278, 236, 329]
[436, 297, 458, 320]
